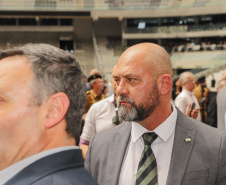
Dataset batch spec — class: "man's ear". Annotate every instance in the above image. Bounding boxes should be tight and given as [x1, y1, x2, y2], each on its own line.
[90, 82, 95, 88]
[45, 92, 70, 128]
[158, 74, 172, 95]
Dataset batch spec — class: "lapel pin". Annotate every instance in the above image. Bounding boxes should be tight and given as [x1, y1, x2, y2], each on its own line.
[185, 138, 191, 142]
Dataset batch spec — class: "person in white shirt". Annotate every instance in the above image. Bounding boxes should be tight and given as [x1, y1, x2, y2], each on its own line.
[80, 65, 117, 158]
[174, 71, 201, 121]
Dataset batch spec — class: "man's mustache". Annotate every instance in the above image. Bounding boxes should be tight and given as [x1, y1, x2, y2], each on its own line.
[117, 95, 134, 107]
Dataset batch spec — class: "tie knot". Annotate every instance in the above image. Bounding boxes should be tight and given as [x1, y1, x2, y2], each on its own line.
[142, 132, 158, 146]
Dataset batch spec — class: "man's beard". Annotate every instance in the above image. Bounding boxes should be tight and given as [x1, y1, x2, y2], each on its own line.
[117, 82, 159, 122]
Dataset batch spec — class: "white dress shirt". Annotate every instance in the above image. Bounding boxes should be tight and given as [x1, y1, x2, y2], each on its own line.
[0, 146, 79, 185]
[174, 89, 201, 121]
[118, 103, 177, 185]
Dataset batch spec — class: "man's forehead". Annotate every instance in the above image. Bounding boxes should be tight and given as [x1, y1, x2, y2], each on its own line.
[0, 55, 28, 64]
[0, 56, 31, 79]
[188, 75, 194, 80]
[0, 55, 29, 70]
[114, 61, 149, 77]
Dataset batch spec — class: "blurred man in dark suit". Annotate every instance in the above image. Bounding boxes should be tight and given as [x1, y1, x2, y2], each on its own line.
[0, 43, 97, 185]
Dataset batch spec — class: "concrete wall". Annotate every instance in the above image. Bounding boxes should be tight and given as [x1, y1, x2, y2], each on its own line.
[0, 17, 122, 76]
[0, 32, 74, 48]
[93, 18, 121, 37]
[72, 17, 122, 75]
[74, 18, 93, 40]
[73, 18, 121, 39]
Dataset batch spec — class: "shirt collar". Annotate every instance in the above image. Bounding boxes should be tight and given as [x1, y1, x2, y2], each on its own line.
[106, 94, 117, 107]
[107, 94, 115, 103]
[131, 102, 177, 143]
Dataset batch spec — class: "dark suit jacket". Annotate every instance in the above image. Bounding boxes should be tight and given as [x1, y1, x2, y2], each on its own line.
[207, 95, 217, 128]
[5, 149, 98, 185]
[85, 109, 226, 185]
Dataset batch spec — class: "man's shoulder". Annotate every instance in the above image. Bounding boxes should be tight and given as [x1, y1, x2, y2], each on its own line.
[91, 95, 113, 107]
[192, 119, 225, 151]
[86, 90, 93, 96]
[86, 91, 93, 99]
[86, 89, 96, 96]
[87, 100, 108, 116]
[34, 166, 98, 185]
[177, 108, 222, 135]
[175, 91, 184, 99]
[217, 86, 226, 100]
[193, 118, 223, 134]
[98, 122, 130, 134]
[86, 91, 97, 104]
[174, 92, 187, 105]
[5, 149, 98, 185]
[177, 91, 188, 98]
[93, 95, 110, 104]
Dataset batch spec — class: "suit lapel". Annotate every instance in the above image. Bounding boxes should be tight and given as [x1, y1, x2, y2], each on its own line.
[166, 110, 197, 185]
[107, 123, 132, 185]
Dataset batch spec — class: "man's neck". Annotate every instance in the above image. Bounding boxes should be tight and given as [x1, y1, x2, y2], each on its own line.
[138, 103, 172, 131]
[183, 87, 192, 92]
[92, 89, 101, 96]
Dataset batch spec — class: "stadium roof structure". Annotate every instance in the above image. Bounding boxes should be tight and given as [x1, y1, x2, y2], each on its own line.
[0, 0, 226, 20]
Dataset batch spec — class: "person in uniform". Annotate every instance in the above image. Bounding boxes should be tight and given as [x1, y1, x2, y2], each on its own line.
[85, 74, 105, 113]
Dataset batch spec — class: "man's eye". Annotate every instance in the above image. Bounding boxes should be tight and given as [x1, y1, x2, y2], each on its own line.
[128, 78, 136, 82]
[114, 79, 120, 84]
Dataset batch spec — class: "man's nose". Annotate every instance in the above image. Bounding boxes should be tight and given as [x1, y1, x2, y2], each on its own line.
[116, 80, 128, 96]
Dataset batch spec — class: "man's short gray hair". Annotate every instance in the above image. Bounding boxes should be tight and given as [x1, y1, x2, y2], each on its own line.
[0, 43, 86, 139]
[89, 78, 99, 89]
[179, 72, 193, 85]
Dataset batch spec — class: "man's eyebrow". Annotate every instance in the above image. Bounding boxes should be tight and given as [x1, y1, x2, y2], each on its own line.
[124, 74, 140, 78]
[113, 74, 140, 78]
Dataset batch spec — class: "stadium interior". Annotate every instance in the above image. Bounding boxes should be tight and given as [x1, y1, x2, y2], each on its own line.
[0, 0, 226, 90]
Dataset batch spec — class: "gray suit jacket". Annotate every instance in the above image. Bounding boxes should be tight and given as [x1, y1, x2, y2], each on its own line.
[5, 149, 98, 185]
[217, 85, 226, 131]
[85, 109, 226, 185]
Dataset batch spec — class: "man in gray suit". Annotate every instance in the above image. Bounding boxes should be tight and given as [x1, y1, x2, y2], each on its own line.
[85, 43, 226, 185]
[0, 43, 97, 185]
[217, 79, 226, 131]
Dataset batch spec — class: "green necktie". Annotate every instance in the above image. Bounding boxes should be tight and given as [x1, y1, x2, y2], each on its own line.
[136, 132, 158, 185]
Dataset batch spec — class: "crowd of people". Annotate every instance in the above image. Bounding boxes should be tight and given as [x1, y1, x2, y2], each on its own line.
[173, 40, 226, 52]
[1, 42, 226, 185]
[172, 72, 226, 129]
